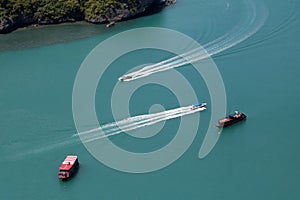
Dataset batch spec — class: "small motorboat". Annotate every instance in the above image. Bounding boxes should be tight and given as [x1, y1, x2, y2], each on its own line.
[118, 75, 132, 81]
[191, 102, 207, 110]
[58, 155, 79, 180]
[217, 111, 246, 128]
[106, 21, 115, 28]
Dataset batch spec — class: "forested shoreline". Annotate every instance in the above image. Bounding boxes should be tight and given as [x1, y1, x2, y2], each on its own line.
[0, 0, 175, 33]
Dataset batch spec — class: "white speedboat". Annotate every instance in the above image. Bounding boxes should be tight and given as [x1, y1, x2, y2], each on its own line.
[118, 75, 132, 81]
[191, 102, 207, 110]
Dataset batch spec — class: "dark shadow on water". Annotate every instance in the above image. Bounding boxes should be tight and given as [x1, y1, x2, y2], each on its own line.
[0, 22, 111, 52]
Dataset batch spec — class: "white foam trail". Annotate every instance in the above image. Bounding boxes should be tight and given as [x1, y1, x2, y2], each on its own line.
[7, 106, 205, 161]
[119, 0, 268, 81]
[75, 106, 206, 143]
[75, 107, 189, 137]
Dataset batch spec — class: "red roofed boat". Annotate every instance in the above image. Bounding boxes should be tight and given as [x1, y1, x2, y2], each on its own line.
[58, 155, 79, 180]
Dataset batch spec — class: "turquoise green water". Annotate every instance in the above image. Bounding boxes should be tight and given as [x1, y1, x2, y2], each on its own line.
[1, 0, 300, 199]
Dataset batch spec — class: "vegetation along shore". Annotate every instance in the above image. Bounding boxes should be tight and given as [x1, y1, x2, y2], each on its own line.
[0, 0, 176, 33]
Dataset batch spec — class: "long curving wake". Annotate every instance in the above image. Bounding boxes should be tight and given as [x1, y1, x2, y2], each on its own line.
[74, 105, 206, 143]
[118, 0, 268, 82]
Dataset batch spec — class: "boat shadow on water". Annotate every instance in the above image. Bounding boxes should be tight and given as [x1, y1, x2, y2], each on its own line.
[217, 119, 248, 135]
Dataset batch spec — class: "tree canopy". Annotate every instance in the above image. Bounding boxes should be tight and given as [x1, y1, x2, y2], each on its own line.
[0, 0, 143, 23]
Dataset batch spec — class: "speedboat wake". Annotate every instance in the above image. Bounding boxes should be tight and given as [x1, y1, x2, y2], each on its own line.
[118, 0, 268, 82]
[74, 103, 207, 143]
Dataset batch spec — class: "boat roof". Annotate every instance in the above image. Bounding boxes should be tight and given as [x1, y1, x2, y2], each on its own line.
[59, 155, 77, 171]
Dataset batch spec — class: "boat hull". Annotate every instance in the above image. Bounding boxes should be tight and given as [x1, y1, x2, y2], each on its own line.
[59, 162, 79, 180]
[217, 113, 246, 128]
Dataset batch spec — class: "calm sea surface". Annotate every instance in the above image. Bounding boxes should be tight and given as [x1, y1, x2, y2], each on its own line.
[0, 0, 300, 199]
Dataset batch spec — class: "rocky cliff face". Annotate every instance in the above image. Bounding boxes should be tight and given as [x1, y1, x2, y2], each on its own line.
[86, 0, 167, 23]
[0, 18, 14, 33]
[0, 14, 35, 33]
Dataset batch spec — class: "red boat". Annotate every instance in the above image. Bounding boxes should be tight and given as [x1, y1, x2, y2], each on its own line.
[58, 155, 79, 180]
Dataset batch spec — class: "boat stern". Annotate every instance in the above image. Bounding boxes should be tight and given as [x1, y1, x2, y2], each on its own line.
[58, 171, 70, 180]
[118, 75, 132, 81]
